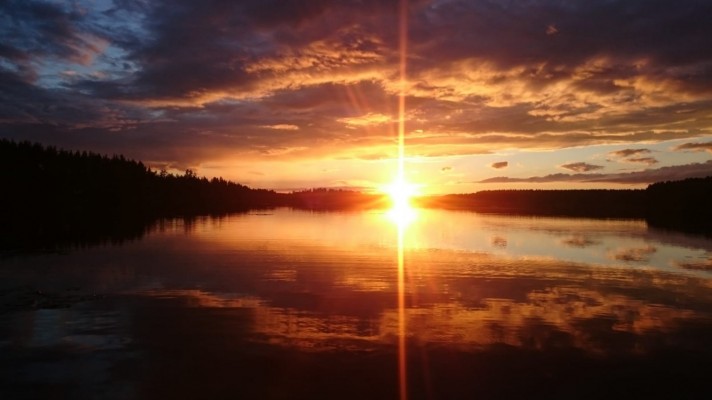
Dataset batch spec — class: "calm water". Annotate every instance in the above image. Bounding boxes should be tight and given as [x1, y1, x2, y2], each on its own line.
[2, 208, 712, 399]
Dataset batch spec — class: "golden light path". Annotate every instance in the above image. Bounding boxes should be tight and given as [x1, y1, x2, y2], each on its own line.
[377, 1, 417, 397]
[395, 2, 411, 400]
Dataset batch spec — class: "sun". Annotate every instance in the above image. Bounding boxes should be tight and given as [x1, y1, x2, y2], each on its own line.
[385, 177, 418, 208]
[382, 176, 420, 226]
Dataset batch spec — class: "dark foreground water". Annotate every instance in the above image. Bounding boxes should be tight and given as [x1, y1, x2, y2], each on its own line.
[2, 208, 712, 399]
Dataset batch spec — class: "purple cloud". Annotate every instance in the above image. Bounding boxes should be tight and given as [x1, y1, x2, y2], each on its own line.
[609, 148, 651, 158]
[480, 160, 712, 184]
[627, 157, 658, 165]
[674, 142, 712, 153]
[560, 162, 604, 173]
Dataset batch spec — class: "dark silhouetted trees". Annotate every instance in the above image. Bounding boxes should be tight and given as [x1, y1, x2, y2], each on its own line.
[417, 177, 712, 233]
[0, 139, 286, 218]
[645, 176, 712, 232]
[0, 139, 286, 250]
[416, 189, 648, 218]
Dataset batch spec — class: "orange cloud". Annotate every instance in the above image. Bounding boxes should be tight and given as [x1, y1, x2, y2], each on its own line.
[338, 113, 392, 127]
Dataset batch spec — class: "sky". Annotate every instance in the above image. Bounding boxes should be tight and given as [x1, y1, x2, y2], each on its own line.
[1, 0, 712, 194]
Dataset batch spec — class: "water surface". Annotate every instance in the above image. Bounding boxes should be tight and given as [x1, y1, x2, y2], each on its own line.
[2, 208, 712, 399]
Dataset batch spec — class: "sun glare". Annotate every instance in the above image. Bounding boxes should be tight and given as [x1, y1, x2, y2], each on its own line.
[396, 2, 410, 400]
[385, 178, 418, 208]
[383, 177, 419, 226]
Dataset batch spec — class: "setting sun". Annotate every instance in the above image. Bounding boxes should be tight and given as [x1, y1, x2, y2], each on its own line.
[383, 176, 420, 227]
[384, 177, 419, 209]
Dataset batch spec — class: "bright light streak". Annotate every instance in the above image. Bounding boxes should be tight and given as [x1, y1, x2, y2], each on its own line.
[386, 202, 417, 227]
[396, 204, 408, 400]
[384, 178, 419, 208]
[397, 1, 409, 400]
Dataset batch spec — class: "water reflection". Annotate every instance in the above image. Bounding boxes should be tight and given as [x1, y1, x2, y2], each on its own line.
[135, 277, 708, 356]
[2, 208, 712, 398]
[183, 208, 712, 278]
[158, 208, 712, 356]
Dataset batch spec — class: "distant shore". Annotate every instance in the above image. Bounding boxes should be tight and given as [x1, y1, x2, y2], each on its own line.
[416, 178, 712, 234]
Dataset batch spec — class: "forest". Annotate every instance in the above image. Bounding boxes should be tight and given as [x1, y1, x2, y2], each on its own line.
[1, 139, 711, 250]
[0, 139, 284, 249]
[0, 140, 385, 249]
[417, 177, 712, 232]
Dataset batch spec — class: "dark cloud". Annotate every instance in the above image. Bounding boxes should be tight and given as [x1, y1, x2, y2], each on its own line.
[490, 161, 508, 169]
[627, 157, 658, 166]
[610, 148, 651, 158]
[561, 236, 599, 248]
[440, 166, 452, 172]
[479, 160, 712, 184]
[608, 148, 657, 166]
[675, 258, 712, 271]
[0, 67, 148, 129]
[0, 1, 102, 67]
[69, 0, 411, 102]
[674, 141, 712, 153]
[406, 0, 712, 104]
[610, 246, 657, 263]
[560, 162, 604, 173]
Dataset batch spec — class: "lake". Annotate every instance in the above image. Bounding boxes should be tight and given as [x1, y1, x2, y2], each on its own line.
[2, 208, 712, 399]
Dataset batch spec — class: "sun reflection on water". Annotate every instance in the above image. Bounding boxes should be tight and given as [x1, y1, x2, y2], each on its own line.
[385, 193, 418, 228]
[382, 177, 420, 400]
[396, 1, 411, 398]
[383, 178, 418, 400]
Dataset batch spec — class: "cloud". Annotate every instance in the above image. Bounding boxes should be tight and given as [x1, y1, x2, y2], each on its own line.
[626, 157, 658, 165]
[609, 148, 651, 158]
[2, 0, 712, 186]
[263, 124, 300, 131]
[0, 1, 108, 73]
[607, 148, 657, 165]
[675, 258, 712, 271]
[608, 148, 658, 165]
[337, 113, 392, 127]
[561, 236, 599, 248]
[560, 162, 604, 172]
[441, 166, 452, 172]
[491, 236, 507, 248]
[610, 246, 657, 263]
[490, 161, 508, 169]
[479, 160, 712, 184]
[674, 141, 712, 153]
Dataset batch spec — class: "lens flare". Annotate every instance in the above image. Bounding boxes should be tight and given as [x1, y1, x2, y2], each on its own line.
[397, 1, 410, 399]
[384, 178, 418, 227]
[396, 1, 410, 399]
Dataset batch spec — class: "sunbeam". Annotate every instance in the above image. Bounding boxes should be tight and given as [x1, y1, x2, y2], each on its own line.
[397, 1, 409, 399]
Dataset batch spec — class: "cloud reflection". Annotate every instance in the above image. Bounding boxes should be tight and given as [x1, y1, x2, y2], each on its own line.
[609, 245, 657, 263]
[137, 277, 706, 356]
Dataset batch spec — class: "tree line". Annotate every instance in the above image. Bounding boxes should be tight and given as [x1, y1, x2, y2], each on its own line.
[417, 177, 712, 233]
[0, 139, 285, 216]
[0, 140, 391, 249]
[0, 140, 286, 249]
